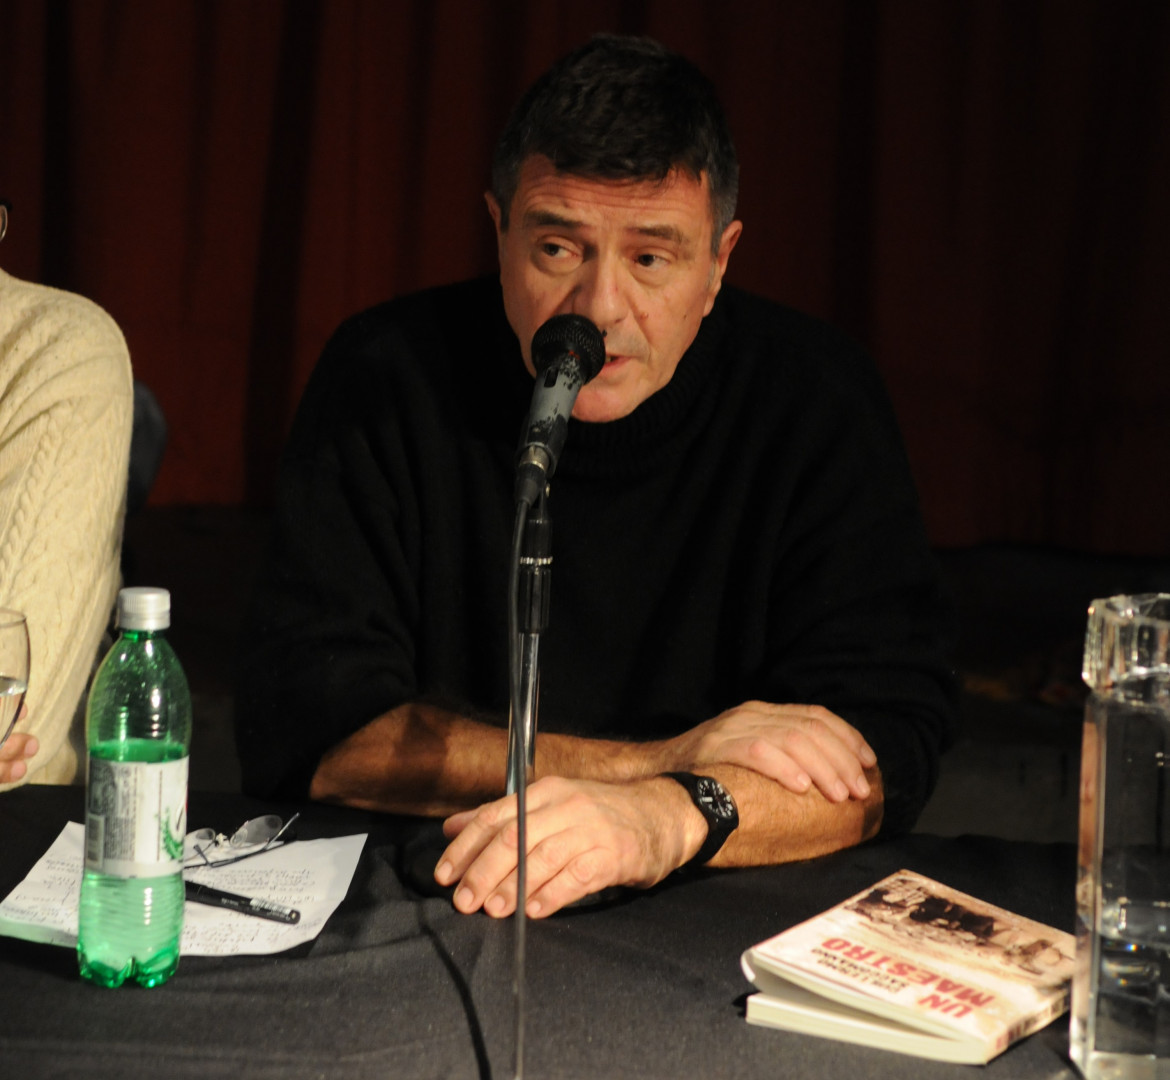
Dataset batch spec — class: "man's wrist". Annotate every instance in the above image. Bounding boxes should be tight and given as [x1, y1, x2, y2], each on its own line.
[661, 772, 739, 868]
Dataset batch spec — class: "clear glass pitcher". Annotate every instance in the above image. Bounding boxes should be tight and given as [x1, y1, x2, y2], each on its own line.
[1072, 594, 1170, 1079]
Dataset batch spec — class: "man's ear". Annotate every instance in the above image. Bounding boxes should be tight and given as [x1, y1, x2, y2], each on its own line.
[485, 191, 506, 258]
[703, 219, 743, 316]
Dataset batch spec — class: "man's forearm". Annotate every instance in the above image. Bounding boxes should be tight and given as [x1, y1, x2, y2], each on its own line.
[309, 701, 650, 816]
[308, 698, 882, 844]
[309, 702, 510, 816]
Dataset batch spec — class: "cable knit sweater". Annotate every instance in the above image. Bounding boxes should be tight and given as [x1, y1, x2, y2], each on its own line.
[0, 268, 133, 787]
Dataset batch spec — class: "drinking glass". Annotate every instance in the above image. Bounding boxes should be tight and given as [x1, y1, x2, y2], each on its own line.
[0, 609, 30, 749]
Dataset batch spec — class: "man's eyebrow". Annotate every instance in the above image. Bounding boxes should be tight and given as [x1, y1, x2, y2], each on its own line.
[522, 209, 582, 230]
[632, 223, 686, 245]
[522, 209, 690, 248]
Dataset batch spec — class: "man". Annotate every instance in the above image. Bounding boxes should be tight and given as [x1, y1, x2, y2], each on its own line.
[237, 36, 955, 918]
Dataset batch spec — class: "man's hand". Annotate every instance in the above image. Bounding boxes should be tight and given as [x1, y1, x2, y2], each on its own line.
[434, 775, 698, 919]
[0, 705, 38, 784]
[655, 701, 876, 802]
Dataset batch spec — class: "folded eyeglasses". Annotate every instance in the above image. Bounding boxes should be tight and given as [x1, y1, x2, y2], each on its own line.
[184, 812, 300, 869]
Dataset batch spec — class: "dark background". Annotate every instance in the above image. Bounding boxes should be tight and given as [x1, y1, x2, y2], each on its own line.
[2, 0, 1167, 555]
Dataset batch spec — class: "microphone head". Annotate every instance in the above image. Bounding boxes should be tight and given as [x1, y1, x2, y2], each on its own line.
[531, 314, 606, 381]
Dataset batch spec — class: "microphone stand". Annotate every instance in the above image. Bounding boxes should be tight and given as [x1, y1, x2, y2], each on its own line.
[508, 496, 550, 795]
[505, 491, 552, 1080]
[503, 311, 601, 1080]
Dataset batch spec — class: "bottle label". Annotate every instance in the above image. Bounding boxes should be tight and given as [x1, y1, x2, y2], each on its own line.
[84, 757, 189, 878]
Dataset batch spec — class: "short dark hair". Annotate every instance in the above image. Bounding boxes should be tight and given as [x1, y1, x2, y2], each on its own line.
[491, 35, 739, 249]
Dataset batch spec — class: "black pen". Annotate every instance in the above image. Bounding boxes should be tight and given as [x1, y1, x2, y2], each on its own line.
[184, 880, 301, 924]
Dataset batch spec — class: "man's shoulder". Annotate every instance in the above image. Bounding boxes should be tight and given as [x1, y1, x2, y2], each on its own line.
[298, 275, 520, 428]
[720, 286, 869, 364]
[324, 276, 505, 366]
[716, 285, 882, 401]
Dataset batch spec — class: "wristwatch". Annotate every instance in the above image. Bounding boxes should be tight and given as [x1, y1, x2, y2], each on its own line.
[663, 772, 739, 868]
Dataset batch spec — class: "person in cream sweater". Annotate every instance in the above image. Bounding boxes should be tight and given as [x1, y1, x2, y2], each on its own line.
[0, 199, 134, 787]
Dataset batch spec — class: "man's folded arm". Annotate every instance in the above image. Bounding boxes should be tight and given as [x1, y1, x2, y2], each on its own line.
[433, 758, 884, 919]
[307, 700, 686, 817]
[308, 695, 880, 819]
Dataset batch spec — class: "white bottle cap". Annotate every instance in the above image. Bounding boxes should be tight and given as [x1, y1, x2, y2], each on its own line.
[118, 586, 171, 631]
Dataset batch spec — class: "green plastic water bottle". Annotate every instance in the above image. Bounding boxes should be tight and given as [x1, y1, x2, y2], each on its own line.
[78, 587, 192, 988]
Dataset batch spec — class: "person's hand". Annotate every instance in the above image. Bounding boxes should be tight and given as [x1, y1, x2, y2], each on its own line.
[434, 775, 694, 919]
[0, 704, 38, 783]
[658, 701, 876, 802]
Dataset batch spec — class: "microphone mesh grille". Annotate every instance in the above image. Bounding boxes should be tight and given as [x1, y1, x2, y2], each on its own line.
[531, 315, 606, 380]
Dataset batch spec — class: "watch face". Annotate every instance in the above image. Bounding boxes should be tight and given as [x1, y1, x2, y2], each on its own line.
[695, 777, 736, 820]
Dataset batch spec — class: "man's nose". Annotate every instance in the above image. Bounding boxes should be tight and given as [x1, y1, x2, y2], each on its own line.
[569, 256, 628, 335]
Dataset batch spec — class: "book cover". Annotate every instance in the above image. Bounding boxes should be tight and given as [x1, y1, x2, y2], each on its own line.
[741, 869, 1075, 1064]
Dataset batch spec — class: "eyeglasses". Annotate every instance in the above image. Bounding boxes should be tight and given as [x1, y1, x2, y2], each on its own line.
[0, 200, 9, 243]
[184, 812, 300, 869]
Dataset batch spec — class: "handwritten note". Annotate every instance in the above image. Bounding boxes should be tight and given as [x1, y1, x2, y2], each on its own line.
[0, 823, 367, 956]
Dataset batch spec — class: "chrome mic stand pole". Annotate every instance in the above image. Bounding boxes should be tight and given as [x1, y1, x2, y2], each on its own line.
[507, 503, 549, 793]
[505, 494, 552, 1080]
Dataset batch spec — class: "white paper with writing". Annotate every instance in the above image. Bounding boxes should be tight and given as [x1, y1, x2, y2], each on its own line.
[0, 822, 367, 956]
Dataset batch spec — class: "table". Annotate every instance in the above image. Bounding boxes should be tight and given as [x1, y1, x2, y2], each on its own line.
[0, 784, 1080, 1079]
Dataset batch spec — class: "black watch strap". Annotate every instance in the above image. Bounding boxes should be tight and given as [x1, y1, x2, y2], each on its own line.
[663, 771, 739, 868]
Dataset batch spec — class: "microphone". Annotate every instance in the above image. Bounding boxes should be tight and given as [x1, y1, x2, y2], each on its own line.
[514, 314, 606, 506]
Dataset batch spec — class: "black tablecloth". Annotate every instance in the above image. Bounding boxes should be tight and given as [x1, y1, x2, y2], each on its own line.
[0, 785, 1080, 1079]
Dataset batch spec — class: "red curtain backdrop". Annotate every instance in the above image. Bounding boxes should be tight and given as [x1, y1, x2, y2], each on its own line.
[1, 0, 1167, 555]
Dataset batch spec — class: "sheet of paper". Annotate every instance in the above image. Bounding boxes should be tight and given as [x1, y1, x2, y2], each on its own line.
[0, 822, 367, 956]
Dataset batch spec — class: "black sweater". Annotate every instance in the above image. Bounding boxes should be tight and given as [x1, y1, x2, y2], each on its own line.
[236, 277, 956, 836]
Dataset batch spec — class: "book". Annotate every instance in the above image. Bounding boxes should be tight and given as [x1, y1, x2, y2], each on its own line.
[740, 869, 1075, 1065]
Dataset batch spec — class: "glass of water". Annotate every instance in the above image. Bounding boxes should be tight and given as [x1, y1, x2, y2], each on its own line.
[0, 609, 30, 749]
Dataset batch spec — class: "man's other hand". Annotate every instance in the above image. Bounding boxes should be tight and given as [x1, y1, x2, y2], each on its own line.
[659, 701, 876, 802]
[434, 775, 698, 919]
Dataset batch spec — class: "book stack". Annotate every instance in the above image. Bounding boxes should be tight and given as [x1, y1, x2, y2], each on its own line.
[741, 869, 1075, 1064]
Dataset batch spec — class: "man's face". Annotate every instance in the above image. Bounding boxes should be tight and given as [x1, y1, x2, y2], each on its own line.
[488, 156, 741, 423]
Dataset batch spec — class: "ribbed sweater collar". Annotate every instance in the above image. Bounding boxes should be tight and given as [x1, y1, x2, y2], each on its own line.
[551, 294, 729, 480]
